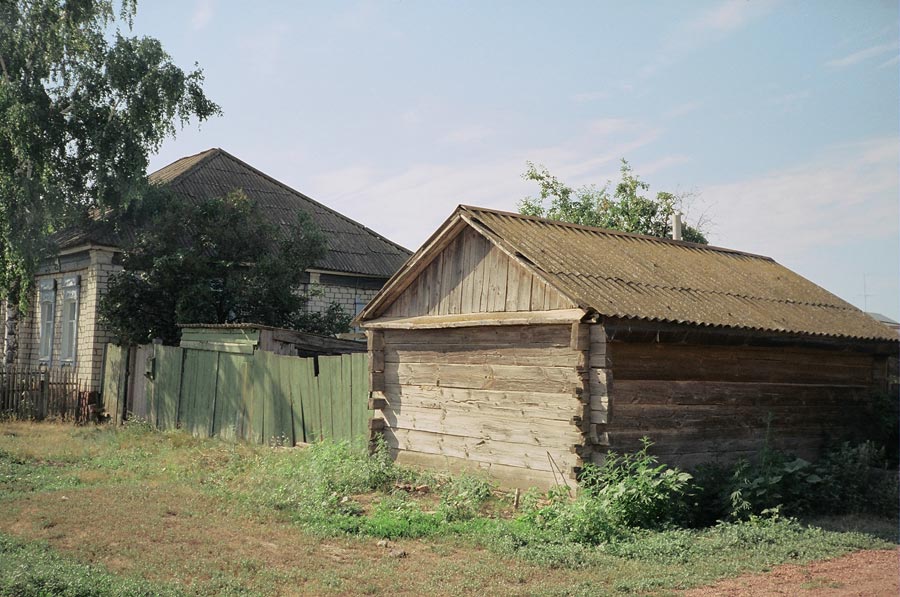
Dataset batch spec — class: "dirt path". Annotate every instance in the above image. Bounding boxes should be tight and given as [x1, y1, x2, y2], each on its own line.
[685, 548, 899, 596]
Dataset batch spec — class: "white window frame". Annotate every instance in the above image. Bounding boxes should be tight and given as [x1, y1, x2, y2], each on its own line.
[59, 276, 80, 364]
[38, 279, 56, 363]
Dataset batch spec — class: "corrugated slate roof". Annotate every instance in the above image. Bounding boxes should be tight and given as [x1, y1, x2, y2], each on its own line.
[54, 149, 411, 277]
[457, 206, 895, 342]
[147, 149, 411, 277]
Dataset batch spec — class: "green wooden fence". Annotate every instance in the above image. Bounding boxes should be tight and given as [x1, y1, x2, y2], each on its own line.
[102, 344, 371, 448]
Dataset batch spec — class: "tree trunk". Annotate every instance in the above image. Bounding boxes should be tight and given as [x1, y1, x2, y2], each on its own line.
[3, 298, 18, 365]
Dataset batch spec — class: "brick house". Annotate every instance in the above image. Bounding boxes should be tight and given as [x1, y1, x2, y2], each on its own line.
[2, 148, 411, 390]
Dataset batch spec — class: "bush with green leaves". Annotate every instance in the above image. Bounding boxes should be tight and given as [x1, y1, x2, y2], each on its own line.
[580, 439, 693, 529]
[519, 439, 693, 544]
[690, 441, 898, 522]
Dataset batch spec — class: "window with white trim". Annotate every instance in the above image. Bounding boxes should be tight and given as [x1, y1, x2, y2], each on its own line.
[59, 276, 80, 363]
[38, 279, 56, 362]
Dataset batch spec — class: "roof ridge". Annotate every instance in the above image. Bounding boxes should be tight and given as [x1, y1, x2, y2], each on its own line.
[209, 149, 411, 255]
[460, 204, 774, 262]
[149, 147, 222, 185]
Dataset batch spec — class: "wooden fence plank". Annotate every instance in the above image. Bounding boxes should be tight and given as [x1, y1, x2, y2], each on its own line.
[214, 352, 246, 441]
[337, 354, 353, 442]
[249, 351, 267, 444]
[318, 356, 338, 440]
[287, 357, 305, 445]
[155, 345, 184, 430]
[302, 358, 322, 442]
[350, 353, 369, 451]
[271, 353, 294, 445]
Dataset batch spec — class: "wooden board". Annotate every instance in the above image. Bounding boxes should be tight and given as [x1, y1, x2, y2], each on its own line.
[317, 356, 339, 439]
[302, 358, 322, 442]
[380, 384, 579, 422]
[268, 353, 294, 445]
[101, 344, 128, 425]
[384, 344, 581, 368]
[392, 449, 563, 491]
[213, 352, 247, 440]
[386, 362, 582, 393]
[608, 341, 876, 385]
[382, 404, 581, 448]
[288, 356, 306, 445]
[383, 427, 579, 473]
[153, 345, 183, 430]
[382, 226, 575, 317]
[382, 324, 573, 347]
[179, 349, 218, 438]
[350, 352, 369, 451]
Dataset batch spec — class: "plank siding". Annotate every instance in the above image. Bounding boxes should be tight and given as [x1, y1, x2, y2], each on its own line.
[383, 227, 574, 317]
[605, 339, 881, 465]
[379, 325, 583, 488]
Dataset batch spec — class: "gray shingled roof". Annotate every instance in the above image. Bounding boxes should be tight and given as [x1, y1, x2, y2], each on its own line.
[54, 149, 411, 278]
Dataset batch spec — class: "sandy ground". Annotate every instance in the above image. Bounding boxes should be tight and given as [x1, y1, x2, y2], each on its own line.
[685, 548, 899, 596]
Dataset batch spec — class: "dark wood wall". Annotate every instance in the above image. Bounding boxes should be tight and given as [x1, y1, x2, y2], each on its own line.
[606, 333, 890, 468]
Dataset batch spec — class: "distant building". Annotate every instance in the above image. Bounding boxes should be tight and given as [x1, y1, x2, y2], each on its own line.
[2, 148, 411, 390]
[867, 312, 900, 332]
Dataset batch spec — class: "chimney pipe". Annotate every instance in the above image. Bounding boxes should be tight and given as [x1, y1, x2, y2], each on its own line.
[672, 212, 683, 241]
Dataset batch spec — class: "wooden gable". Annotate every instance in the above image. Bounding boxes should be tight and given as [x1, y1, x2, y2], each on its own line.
[382, 225, 575, 318]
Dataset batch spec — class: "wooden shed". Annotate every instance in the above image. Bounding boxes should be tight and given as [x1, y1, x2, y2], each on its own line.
[178, 324, 365, 358]
[357, 206, 898, 489]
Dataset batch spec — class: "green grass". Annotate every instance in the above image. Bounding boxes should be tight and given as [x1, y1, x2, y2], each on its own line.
[0, 421, 895, 596]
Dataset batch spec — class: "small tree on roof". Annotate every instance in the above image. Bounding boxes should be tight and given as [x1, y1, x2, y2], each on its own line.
[519, 160, 708, 244]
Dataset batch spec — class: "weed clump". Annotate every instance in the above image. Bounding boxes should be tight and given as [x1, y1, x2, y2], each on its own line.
[518, 439, 693, 545]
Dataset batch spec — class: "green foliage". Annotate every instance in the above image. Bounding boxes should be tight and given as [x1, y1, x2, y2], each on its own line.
[690, 441, 899, 522]
[0, 533, 185, 596]
[0, 0, 219, 307]
[0, 423, 894, 592]
[519, 440, 693, 544]
[437, 473, 494, 522]
[518, 160, 708, 243]
[99, 188, 350, 344]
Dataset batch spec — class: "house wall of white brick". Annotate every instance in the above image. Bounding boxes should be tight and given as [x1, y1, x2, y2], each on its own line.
[300, 271, 387, 329]
[3, 246, 122, 390]
[2, 258, 389, 390]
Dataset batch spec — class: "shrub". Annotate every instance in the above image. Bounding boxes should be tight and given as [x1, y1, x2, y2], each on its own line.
[689, 441, 899, 521]
[518, 439, 692, 544]
[579, 438, 693, 529]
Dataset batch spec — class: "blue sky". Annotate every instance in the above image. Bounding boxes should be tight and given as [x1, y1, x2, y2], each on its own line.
[134, 1, 898, 319]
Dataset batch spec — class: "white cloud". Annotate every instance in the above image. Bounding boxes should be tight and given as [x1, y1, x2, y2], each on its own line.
[239, 24, 291, 75]
[572, 91, 610, 103]
[308, 125, 664, 250]
[701, 136, 898, 257]
[664, 101, 703, 119]
[689, 0, 777, 33]
[587, 118, 634, 137]
[826, 42, 896, 68]
[440, 125, 494, 144]
[878, 54, 900, 69]
[191, 0, 214, 31]
[637, 155, 692, 176]
[767, 90, 810, 112]
[635, 0, 777, 81]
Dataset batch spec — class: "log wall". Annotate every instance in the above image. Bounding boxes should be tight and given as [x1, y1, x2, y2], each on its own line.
[370, 324, 586, 489]
[606, 337, 886, 467]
